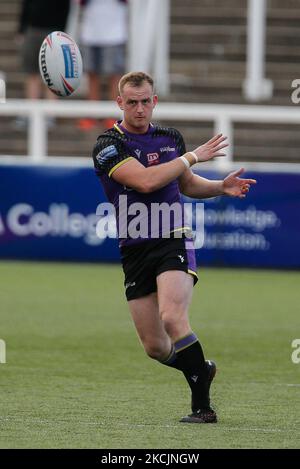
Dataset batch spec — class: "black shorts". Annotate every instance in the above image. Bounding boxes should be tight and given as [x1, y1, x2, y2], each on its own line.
[121, 237, 198, 301]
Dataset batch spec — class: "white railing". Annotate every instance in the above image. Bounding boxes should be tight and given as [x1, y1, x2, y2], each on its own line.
[1, 99, 300, 171]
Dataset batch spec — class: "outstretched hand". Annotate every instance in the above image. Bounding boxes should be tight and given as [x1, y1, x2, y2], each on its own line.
[193, 134, 228, 162]
[223, 168, 257, 198]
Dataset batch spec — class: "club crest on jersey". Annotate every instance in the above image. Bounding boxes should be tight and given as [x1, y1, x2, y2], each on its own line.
[96, 145, 118, 163]
[147, 153, 160, 165]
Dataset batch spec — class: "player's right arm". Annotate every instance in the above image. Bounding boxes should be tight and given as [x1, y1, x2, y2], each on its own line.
[93, 133, 227, 194]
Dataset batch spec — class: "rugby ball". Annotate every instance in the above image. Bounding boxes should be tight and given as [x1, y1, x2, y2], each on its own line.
[39, 31, 82, 97]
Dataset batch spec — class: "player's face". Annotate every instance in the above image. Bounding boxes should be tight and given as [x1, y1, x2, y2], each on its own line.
[117, 82, 158, 134]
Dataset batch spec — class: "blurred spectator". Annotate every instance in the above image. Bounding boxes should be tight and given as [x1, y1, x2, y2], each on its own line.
[15, 0, 70, 129]
[78, 0, 128, 131]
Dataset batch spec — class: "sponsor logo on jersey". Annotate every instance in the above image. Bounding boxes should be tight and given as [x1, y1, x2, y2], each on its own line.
[134, 149, 141, 159]
[96, 145, 118, 163]
[160, 146, 175, 153]
[147, 153, 160, 165]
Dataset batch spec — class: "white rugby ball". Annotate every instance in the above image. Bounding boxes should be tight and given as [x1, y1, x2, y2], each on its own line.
[39, 31, 82, 97]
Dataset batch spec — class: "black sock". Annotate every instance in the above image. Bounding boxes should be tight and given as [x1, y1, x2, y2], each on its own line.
[174, 332, 210, 410]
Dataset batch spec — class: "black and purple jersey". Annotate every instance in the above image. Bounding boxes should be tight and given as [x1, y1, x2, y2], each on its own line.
[92, 121, 192, 247]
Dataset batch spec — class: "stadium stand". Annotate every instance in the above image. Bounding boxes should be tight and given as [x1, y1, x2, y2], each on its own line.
[0, 0, 300, 162]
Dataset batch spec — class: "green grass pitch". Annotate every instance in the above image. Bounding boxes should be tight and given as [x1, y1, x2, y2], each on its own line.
[0, 261, 299, 449]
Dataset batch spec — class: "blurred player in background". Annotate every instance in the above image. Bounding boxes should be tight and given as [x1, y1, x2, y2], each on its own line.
[92, 71, 256, 423]
[16, 0, 70, 129]
[78, 0, 128, 131]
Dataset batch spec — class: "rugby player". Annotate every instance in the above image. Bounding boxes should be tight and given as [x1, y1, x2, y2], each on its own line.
[92, 71, 256, 423]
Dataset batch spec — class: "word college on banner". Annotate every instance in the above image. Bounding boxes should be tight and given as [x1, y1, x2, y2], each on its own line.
[0, 164, 299, 268]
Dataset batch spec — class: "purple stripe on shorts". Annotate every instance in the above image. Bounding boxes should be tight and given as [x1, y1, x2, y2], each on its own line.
[174, 332, 198, 353]
[185, 238, 197, 273]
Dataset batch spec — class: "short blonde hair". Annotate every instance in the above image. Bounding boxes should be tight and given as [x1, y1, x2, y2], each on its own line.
[118, 71, 154, 95]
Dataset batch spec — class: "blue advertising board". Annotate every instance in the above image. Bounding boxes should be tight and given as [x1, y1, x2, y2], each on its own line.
[0, 163, 299, 268]
[0, 164, 119, 262]
[188, 170, 300, 268]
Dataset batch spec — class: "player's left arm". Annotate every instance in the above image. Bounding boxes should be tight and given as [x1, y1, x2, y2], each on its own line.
[178, 167, 257, 199]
